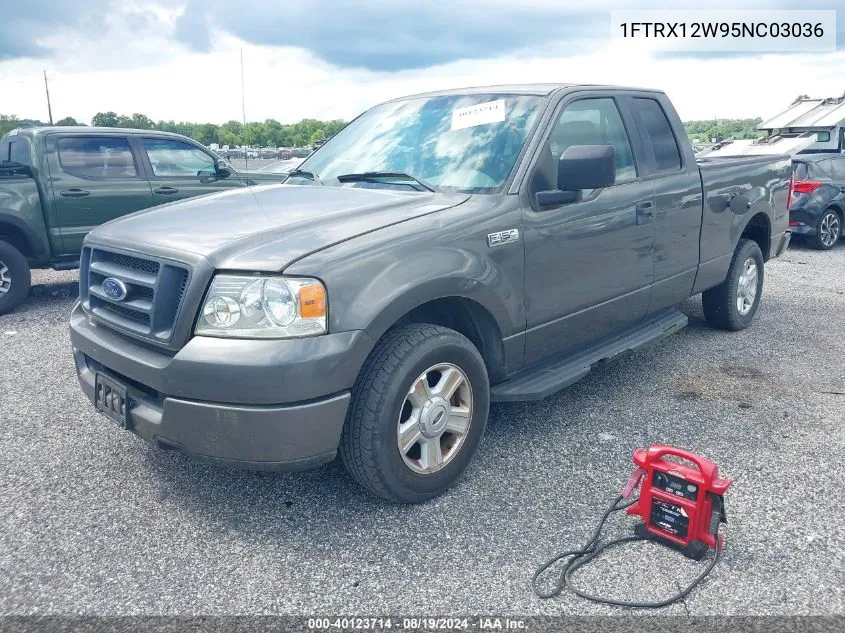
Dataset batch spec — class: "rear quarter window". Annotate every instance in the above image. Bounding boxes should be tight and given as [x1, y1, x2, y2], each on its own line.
[792, 162, 810, 180]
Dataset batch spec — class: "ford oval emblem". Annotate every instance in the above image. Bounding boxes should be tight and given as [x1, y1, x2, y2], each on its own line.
[102, 277, 128, 301]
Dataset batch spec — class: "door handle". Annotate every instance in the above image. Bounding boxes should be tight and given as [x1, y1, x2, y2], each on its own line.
[154, 186, 179, 195]
[636, 201, 654, 226]
[60, 188, 90, 198]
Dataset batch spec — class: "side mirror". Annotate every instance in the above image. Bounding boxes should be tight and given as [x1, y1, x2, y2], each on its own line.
[215, 159, 232, 177]
[536, 144, 616, 208]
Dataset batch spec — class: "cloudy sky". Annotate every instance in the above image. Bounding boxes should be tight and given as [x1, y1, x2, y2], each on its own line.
[1, 0, 843, 125]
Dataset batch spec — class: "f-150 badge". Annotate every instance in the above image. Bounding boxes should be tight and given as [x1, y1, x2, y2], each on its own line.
[487, 229, 520, 247]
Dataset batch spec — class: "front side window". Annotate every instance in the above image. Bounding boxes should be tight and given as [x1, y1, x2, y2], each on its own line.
[142, 138, 215, 177]
[633, 98, 682, 172]
[294, 94, 544, 192]
[57, 137, 138, 179]
[531, 98, 636, 196]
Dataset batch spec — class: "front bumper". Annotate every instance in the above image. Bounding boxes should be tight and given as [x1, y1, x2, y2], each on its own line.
[70, 302, 374, 470]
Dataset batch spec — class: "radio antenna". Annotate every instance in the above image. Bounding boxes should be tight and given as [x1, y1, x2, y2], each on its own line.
[241, 48, 247, 171]
[44, 70, 54, 125]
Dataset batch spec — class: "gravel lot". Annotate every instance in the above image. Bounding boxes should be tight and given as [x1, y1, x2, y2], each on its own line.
[0, 240, 843, 617]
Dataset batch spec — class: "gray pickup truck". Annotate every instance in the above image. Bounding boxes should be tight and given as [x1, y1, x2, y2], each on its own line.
[70, 84, 790, 502]
[0, 127, 283, 314]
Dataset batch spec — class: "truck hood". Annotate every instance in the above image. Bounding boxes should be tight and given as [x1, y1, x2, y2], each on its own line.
[88, 184, 469, 270]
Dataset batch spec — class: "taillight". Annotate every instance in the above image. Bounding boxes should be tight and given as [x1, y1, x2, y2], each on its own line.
[787, 173, 794, 210]
[788, 179, 822, 210]
[792, 180, 822, 194]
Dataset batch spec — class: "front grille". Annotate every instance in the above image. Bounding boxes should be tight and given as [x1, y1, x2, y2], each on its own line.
[99, 302, 151, 325]
[98, 251, 160, 275]
[80, 246, 191, 343]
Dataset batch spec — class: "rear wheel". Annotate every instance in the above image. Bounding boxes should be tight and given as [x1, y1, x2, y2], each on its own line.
[808, 209, 841, 250]
[702, 238, 764, 331]
[0, 240, 31, 316]
[340, 324, 489, 503]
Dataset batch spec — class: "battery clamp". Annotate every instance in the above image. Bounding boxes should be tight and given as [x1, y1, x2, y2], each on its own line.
[532, 445, 731, 608]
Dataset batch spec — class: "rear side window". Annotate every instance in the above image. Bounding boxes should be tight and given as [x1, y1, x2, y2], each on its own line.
[633, 98, 682, 172]
[142, 138, 215, 177]
[829, 158, 845, 180]
[811, 160, 833, 178]
[57, 137, 138, 178]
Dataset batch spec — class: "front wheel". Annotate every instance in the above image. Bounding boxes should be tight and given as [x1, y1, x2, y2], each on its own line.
[702, 238, 764, 331]
[0, 240, 31, 316]
[340, 324, 490, 503]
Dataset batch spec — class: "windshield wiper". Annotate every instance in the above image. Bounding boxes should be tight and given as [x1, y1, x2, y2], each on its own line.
[335, 172, 437, 192]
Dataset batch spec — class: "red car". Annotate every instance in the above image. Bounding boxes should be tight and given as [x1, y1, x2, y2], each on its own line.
[278, 148, 293, 160]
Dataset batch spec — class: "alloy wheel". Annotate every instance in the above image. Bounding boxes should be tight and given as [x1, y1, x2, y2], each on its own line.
[820, 212, 841, 248]
[0, 260, 11, 295]
[736, 257, 758, 316]
[396, 363, 473, 474]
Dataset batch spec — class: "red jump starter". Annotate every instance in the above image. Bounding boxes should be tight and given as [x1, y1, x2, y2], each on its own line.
[626, 445, 731, 560]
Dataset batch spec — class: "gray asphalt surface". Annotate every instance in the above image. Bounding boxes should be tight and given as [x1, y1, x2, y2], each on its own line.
[1, 240, 843, 617]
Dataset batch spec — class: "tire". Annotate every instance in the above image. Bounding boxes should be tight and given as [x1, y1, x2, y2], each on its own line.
[702, 238, 764, 331]
[0, 240, 31, 316]
[340, 323, 490, 503]
[808, 209, 841, 250]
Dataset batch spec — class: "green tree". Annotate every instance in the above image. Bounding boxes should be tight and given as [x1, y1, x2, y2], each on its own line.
[56, 116, 81, 126]
[192, 123, 218, 145]
[91, 111, 120, 127]
[118, 113, 154, 129]
[242, 122, 266, 147]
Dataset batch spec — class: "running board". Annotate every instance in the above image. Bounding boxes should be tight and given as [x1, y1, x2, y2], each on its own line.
[491, 308, 688, 402]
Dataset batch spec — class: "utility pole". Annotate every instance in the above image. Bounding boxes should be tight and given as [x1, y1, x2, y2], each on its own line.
[43, 70, 54, 125]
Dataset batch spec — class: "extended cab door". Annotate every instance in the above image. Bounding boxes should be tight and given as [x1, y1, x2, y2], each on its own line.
[521, 94, 655, 365]
[138, 136, 241, 204]
[625, 94, 703, 311]
[46, 134, 155, 256]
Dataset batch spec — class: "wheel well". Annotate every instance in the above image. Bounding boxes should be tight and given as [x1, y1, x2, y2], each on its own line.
[397, 297, 507, 382]
[826, 204, 844, 223]
[0, 223, 33, 258]
[740, 213, 771, 261]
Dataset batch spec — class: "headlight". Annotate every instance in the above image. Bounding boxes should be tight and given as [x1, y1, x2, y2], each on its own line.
[195, 275, 327, 338]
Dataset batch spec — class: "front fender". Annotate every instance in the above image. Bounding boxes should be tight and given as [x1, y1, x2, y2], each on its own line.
[285, 194, 527, 369]
[335, 245, 520, 340]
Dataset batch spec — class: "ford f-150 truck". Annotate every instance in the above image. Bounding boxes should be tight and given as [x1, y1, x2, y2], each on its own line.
[0, 127, 284, 314]
[70, 84, 791, 502]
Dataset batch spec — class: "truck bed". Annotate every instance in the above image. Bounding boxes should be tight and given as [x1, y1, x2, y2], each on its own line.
[692, 153, 791, 293]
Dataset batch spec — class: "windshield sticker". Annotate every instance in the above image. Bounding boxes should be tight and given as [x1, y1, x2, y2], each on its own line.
[451, 99, 506, 131]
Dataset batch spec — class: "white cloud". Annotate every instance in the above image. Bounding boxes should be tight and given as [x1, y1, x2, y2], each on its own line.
[1, 33, 843, 125]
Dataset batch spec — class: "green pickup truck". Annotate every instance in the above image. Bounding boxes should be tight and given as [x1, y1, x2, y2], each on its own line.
[0, 126, 283, 314]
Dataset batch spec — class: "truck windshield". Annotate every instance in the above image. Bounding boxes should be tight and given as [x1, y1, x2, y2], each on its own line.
[292, 94, 545, 193]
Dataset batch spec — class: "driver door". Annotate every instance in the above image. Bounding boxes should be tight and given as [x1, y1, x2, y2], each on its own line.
[138, 136, 241, 205]
[521, 95, 655, 365]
